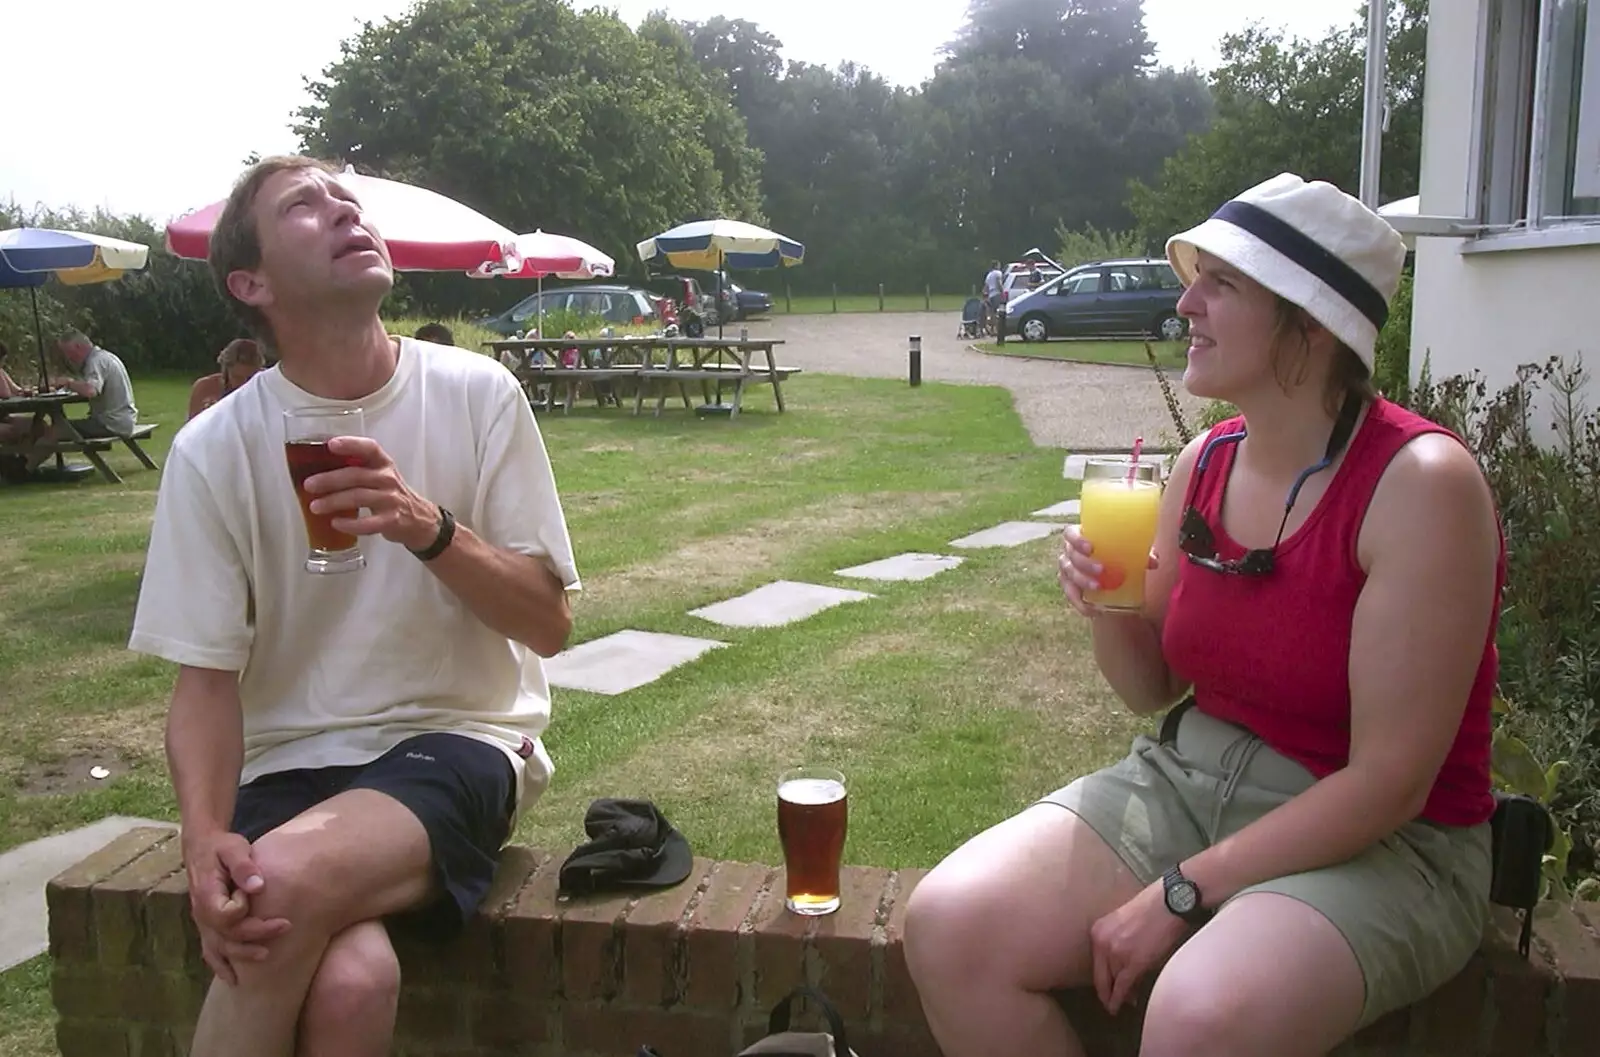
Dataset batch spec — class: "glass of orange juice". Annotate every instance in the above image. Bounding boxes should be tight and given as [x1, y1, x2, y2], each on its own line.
[1079, 458, 1163, 611]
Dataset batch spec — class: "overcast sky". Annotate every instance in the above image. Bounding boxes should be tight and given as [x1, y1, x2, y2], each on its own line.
[4, 0, 1363, 225]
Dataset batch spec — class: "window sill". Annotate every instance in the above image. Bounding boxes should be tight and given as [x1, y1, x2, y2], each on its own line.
[1460, 223, 1600, 254]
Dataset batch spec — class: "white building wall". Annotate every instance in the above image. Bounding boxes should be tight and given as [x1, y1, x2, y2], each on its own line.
[1410, 0, 1598, 426]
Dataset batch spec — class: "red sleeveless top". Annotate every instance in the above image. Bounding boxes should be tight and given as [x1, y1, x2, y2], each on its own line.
[1161, 397, 1501, 827]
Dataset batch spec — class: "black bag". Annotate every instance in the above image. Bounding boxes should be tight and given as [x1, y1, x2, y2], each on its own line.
[1489, 791, 1555, 957]
[638, 986, 860, 1057]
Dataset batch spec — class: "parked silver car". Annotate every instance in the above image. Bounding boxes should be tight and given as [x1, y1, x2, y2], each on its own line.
[1001, 258, 1188, 342]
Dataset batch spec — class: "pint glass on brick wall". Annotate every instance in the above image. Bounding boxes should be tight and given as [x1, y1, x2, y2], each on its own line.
[282, 406, 366, 574]
[777, 767, 848, 916]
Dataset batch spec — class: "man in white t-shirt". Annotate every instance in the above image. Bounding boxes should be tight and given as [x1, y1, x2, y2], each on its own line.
[983, 260, 1004, 322]
[128, 155, 579, 1057]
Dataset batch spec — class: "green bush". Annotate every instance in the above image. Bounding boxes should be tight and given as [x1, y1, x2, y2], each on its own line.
[1407, 353, 1600, 899]
[1373, 269, 1413, 401]
[1055, 222, 1149, 271]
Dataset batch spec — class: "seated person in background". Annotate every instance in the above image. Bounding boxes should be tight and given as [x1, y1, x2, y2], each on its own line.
[0, 338, 25, 398]
[188, 338, 266, 421]
[1, 338, 33, 442]
[25, 331, 139, 471]
[414, 322, 454, 345]
[905, 174, 1504, 1057]
[47, 331, 138, 437]
[0, 340, 44, 473]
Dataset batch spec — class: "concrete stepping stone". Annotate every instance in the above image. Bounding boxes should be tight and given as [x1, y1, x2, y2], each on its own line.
[950, 521, 1060, 549]
[1032, 498, 1081, 520]
[1063, 452, 1171, 480]
[690, 580, 875, 629]
[0, 815, 177, 972]
[836, 553, 965, 582]
[545, 629, 727, 696]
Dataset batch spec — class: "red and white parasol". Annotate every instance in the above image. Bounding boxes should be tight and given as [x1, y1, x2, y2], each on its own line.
[165, 165, 520, 273]
[470, 230, 615, 336]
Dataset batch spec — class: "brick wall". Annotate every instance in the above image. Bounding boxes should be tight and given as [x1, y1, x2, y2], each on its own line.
[45, 827, 1600, 1057]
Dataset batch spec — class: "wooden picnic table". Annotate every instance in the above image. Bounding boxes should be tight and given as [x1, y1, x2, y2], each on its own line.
[0, 392, 110, 483]
[0, 392, 161, 485]
[484, 336, 799, 418]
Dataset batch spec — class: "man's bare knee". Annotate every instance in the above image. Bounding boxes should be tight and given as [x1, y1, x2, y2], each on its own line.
[247, 790, 434, 936]
[300, 921, 400, 1050]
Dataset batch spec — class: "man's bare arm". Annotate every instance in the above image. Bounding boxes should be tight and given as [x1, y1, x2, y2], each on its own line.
[53, 375, 101, 398]
[307, 435, 575, 657]
[416, 523, 573, 657]
[167, 665, 245, 835]
[166, 665, 290, 983]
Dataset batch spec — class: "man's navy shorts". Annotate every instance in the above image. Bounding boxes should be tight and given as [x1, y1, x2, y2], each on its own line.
[230, 732, 516, 940]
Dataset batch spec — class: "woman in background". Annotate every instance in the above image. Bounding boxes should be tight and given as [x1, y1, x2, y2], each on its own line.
[187, 338, 265, 421]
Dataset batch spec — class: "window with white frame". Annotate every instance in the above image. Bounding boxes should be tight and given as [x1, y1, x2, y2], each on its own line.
[1478, 0, 1599, 232]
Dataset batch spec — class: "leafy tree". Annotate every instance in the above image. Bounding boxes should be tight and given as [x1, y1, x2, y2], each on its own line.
[675, 15, 785, 114]
[947, 0, 1154, 93]
[1127, 0, 1427, 244]
[671, 0, 1208, 294]
[1055, 221, 1146, 268]
[295, 0, 764, 313]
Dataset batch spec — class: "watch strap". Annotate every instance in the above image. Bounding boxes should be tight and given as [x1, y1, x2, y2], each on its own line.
[410, 506, 456, 562]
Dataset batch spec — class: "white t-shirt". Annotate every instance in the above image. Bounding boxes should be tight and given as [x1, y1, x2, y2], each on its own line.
[128, 338, 580, 813]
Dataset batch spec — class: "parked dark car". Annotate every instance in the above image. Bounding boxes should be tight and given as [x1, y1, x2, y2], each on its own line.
[477, 284, 663, 337]
[691, 270, 773, 321]
[999, 258, 1187, 342]
[725, 279, 772, 320]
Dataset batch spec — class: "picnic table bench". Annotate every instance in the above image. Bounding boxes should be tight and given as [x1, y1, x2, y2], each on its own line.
[486, 336, 800, 418]
[35, 423, 161, 476]
[0, 393, 161, 485]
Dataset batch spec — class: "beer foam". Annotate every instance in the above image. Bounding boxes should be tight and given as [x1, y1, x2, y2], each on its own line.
[779, 778, 846, 805]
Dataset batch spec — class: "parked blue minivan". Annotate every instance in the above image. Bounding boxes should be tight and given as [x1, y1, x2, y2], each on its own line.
[999, 258, 1188, 342]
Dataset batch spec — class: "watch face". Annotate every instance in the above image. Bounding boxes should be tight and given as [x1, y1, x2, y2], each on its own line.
[1168, 881, 1198, 914]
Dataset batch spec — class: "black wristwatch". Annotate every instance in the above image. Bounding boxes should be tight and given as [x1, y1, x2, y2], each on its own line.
[409, 505, 456, 562]
[1162, 865, 1212, 927]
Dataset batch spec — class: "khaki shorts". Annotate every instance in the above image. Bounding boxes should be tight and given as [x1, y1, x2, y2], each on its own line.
[1042, 703, 1491, 1027]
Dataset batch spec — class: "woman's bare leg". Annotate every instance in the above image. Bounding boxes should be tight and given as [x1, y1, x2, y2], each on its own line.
[1140, 893, 1365, 1057]
[904, 804, 1143, 1057]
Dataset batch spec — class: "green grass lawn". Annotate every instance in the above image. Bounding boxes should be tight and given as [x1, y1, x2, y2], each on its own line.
[975, 337, 1190, 369]
[770, 293, 970, 315]
[0, 348, 1143, 1053]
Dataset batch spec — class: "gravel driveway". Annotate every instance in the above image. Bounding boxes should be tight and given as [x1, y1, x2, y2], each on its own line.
[747, 312, 1205, 450]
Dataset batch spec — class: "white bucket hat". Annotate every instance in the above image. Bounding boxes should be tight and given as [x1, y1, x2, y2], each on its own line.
[1165, 173, 1407, 370]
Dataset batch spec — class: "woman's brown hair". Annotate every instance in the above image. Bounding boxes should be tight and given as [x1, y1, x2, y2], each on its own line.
[1269, 297, 1376, 415]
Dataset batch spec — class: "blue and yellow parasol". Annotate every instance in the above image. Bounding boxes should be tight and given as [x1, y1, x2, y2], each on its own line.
[0, 228, 150, 386]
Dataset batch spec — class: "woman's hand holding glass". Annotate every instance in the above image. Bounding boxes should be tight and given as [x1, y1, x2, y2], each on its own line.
[1058, 523, 1160, 619]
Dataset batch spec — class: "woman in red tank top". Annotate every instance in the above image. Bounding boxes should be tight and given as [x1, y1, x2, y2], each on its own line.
[904, 175, 1504, 1057]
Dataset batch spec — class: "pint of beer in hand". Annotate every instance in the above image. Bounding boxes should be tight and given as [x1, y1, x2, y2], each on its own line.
[777, 767, 848, 915]
[282, 407, 366, 575]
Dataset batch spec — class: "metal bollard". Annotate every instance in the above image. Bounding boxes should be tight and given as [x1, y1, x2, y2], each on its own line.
[909, 335, 922, 387]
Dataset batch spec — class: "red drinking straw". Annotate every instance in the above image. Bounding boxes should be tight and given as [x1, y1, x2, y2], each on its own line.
[1126, 436, 1144, 484]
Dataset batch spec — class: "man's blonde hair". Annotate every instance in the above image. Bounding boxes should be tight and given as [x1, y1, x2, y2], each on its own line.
[218, 338, 264, 370]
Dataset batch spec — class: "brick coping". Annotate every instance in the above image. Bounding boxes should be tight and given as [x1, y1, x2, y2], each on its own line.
[44, 828, 1600, 1057]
